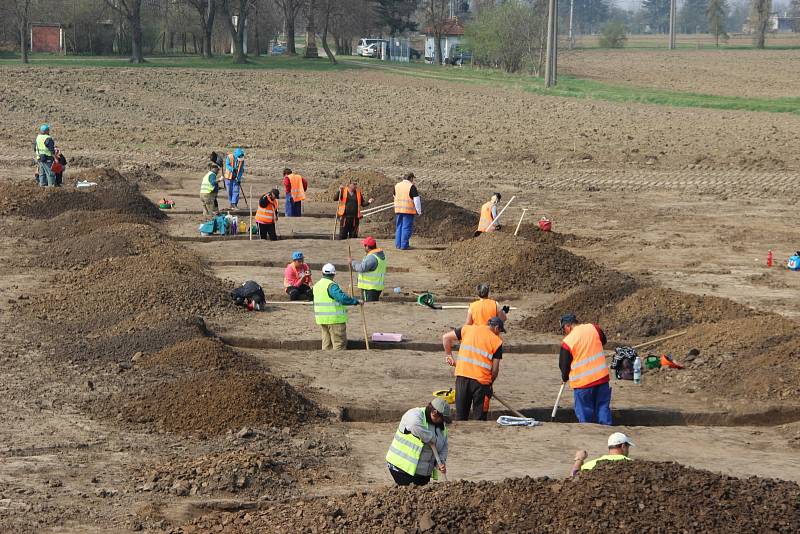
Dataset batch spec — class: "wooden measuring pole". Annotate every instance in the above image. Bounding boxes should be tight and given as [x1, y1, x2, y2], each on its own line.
[514, 208, 528, 236]
[347, 241, 370, 350]
[248, 185, 253, 241]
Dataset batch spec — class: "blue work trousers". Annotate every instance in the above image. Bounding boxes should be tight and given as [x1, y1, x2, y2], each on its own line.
[38, 158, 55, 186]
[285, 197, 302, 217]
[226, 179, 240, 207]
[573, 382, 612, 425]
[395, 213, 415, 250]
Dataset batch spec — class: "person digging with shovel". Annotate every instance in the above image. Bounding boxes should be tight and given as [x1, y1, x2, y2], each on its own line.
[386, 397, 449, 486]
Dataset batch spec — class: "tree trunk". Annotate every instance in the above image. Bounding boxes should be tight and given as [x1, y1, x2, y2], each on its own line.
[320, 7, 335, 64]
[20, 20, 29, 63]
[286, 14, 297, 54]
[130, 14, 145, 63]
[202, 0, 216, 58]
[434, 32, 443, 64]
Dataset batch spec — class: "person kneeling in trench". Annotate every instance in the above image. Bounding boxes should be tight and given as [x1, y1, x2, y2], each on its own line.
[386, 397, 449, 486]
[570, 432, 634, 477]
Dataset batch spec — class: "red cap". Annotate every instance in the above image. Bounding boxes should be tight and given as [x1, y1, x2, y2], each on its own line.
[361, 236, 377, 248]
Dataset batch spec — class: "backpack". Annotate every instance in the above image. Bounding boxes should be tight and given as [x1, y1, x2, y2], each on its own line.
[610, 346, 638, 380]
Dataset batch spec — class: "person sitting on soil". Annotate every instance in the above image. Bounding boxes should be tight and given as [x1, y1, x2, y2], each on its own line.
[255, 189, 280, 241]
[312, 263, 360, 350]
[284, 251, 313, 301]
[475, 192, 502, 235]
[350, 236, 386, 302]
[570, 432, 634, 476]
[200, 162, 220, 216]
[393, 172, 421, 250]
[559, 313, 612, 426]
[334, 180, 374, 239]
[443, 316, 505, 421]
[283, 167, 308, 217]
[466, 283, 508, 326]
[386, 397, 449, 486]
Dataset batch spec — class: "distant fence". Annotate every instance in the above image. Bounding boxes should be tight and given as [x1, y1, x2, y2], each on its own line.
[385, 39, 410, 62]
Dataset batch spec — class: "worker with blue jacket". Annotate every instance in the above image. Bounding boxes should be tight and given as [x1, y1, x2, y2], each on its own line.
[223, 148, 245, 208]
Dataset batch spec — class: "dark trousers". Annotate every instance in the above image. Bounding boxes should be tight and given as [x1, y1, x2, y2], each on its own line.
[286, 198, 302, 217]
[361, 289, 382, 302]
[339, 216, 360, 240]
[455, 375, 491, 421]
[287, 284, 313, 301]
[258, 223, 278, 241]
[388, 465, 430, 486]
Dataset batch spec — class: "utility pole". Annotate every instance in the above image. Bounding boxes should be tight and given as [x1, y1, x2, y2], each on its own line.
[668, 0, 676, 49]
[544, 0, 558, 87]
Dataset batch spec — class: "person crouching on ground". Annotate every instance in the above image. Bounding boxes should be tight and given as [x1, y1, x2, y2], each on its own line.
[312, 263, 360, 350]
[386, 397, 449, 486]
[284, 251, 313, 301]
[570, 432, 634, 476]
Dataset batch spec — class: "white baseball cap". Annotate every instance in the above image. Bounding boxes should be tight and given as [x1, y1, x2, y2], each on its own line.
[607, 432, 635, 448]
[322, 263, 336, 275]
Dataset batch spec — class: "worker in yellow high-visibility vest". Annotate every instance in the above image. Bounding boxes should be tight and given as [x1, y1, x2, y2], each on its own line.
[313, 263, 360, 350]
[386, 397, 449, 486]
[34, 124, 57, 187]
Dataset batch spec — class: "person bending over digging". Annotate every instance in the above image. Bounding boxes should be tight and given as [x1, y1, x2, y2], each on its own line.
[386, 397, 449, 486]
[570, 432, 634, 476]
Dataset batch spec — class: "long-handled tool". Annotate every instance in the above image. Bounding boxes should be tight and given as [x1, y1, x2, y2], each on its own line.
[551, 383, 565, 421]
[484, 195, 516, 232]
[361, 202, 394, 215]
[550, 330, 688, 420]
[514, 208, 528, 236]
[248, 185, 253, 241]
[331, 214, 339, 240]
[431, 443, 447, 482]
[347, 241, 370, 351]
[491, 392, 526, 419]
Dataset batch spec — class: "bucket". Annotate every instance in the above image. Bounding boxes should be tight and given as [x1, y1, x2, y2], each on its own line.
[538, 218, 552, 232]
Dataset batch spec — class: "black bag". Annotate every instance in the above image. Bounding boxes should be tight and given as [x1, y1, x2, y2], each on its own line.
[231, 280, 265, 309]
[610, 346, 638, 380]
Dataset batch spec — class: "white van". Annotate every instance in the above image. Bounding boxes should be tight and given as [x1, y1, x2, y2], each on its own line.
[356, 38, 387, 56]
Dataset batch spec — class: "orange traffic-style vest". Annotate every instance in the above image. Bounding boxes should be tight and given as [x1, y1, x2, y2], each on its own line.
[255, 197, 278, 224]
[477, 201, 495, 232]
[455, 324, 503, 385]
[394, 180, 416, 214]
[563, 323, 609, 389]
[288, 173, 306, 201]
[337, 187, 363, 217]
[469, 298, 499, 326]
[223, 154, 241, 181]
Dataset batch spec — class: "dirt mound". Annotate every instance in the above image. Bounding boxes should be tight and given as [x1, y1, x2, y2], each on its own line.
[415, 199, 479, 242]
[134, 429, 348, 499]
[118, 163, 165, 187]
[117, 370, 326, 435]
[140, 337, 244, 371]
[15, 209, 157, 241]
[502, 222, 599, 247]
[522, 273, 642, 333]
[0, 167, 164, 220]
[182, 460, 800, 533]
[431, 232, 611, 294]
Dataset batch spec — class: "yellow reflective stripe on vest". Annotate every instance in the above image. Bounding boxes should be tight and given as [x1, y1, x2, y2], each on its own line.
[569, 350, 607, 383]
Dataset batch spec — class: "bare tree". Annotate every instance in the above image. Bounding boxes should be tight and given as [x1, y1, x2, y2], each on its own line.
[275, 0, 303, 53]
[751, 0, 770, 48]
[318, 0, 336, 63]
[329, 0, 375, 55]
[425, 0, 449, 65]
[12, 0, 33, 63]
[185, 0, 217, 57]
[103, 0, 146, 63]
[220, 0, 250, 62]
[303, 0, 318, 58]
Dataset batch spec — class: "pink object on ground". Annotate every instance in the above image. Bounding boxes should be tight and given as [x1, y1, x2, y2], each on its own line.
[371, 333, 403, 342]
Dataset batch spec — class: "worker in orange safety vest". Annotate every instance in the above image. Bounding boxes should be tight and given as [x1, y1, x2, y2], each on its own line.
[283, 167, 307, 217]
[335, 181, 374, 240]
[466, 283, 508, 326]
[475, 193, 502, 235]
[393, 172, 421, 250]
[255, 189, 280, 241]
[442, 316, 505, 421]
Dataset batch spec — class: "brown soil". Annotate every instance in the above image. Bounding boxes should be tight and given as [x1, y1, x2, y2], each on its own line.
[319, 168, 398, 205]
[431, 232, 611, 294]
[115, 370, 325, 436]
[502, 222, 598, 247]
[139, 337, 245, 371]
[182, 460, 800, 533]
[0, 167, 164, 220]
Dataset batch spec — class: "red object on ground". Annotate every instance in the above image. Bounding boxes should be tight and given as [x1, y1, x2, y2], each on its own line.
[538, 219, 552, 232]
[660, 354, 684, 369]
[767, 250, 773, 267]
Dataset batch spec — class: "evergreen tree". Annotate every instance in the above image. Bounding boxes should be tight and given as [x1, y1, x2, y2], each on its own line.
[375, 0, 420, 35]
[679, 0, 709, 33]
[707, 0, 728, 45]
[641, 0, 671, 33]
[559, 0, 611, 34]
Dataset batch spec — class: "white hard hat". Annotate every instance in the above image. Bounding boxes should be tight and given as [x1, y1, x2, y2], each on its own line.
[607, 432, 634, 448]
[322, 263, 336, 275]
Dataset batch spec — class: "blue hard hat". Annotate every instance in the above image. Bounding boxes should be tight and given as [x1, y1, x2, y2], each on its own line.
[291, 251, 304, 260]
[234, 148, 244, 158]
[40, 124, 50, 133]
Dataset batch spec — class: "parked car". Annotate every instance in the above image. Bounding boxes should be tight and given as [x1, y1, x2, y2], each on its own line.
[410, 47, 422, 60]
[360, 44, 379, 58]
[447, 45, 472, 66]
[356, 38, 387, 56]
[270, 43, 287, 55]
